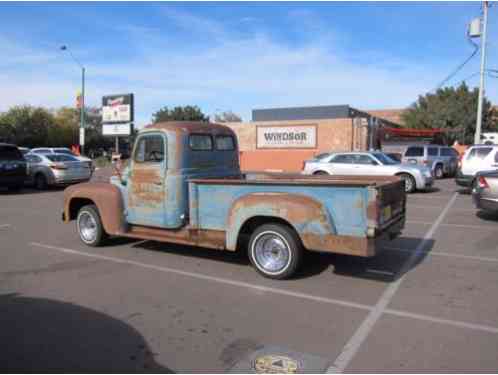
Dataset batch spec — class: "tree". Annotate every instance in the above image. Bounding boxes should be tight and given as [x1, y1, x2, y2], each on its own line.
[214, 111, 242, 123]
[151, 105, 208, 123]
[0, 105, 54, 147]
[402, 82, 496, 144]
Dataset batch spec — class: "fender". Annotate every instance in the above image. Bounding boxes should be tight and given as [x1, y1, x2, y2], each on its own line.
[63, 182, 126, 235]
[225, 192, 335, 251]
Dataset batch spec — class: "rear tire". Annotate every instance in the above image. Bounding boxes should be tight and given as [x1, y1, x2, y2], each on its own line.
[398, 173, 416, 193]
[434, 164, 444, 179]
[77, 204, 107, 247]
[248, 223, 303, 279]
[35, 173, 48, 190]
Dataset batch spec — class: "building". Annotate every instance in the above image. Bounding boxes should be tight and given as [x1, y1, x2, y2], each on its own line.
[226, 105, 397, 172]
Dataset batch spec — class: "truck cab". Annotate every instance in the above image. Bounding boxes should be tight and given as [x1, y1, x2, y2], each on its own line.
[117, 122, 239, 229]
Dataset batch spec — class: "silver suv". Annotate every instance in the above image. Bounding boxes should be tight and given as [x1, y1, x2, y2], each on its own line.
[402, 145, 458, 179]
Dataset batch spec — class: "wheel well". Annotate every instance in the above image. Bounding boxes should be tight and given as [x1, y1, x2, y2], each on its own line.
[313, 170, 328, 175]
[68, 198, 95, 220]
[236, 216, 298, 249]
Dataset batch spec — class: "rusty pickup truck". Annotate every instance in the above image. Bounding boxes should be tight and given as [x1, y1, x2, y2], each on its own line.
[63, 122, 406, 279]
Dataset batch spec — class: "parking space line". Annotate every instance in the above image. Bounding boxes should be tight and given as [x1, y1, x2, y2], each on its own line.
[407, 220, 495, 230]
[383, 246, 498, 263]
[385, 309, 498, 334]
[327, 193, 458, 374]
[0, 224, 11, 229]
[29, 242, 373, 312]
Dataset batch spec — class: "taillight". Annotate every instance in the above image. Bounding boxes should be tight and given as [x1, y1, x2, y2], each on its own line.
[423, 160, 428, 165]
[50, 163, 67, 170]
[478, 176, 489, 189]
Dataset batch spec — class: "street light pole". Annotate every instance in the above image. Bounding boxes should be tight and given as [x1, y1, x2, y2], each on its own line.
[60, 45, 86, 155]
[474, 1, 489, 145]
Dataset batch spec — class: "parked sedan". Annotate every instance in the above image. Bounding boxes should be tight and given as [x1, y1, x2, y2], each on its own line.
[472, 171, 498, 213]
[24, 153, 92, 189]
[30, 147, 94, 172]
[303, 151, 433, 193]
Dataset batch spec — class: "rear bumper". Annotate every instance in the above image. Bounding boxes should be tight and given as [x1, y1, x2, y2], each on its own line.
[473, 190, 498, 212]
[455, 172, 473, 187]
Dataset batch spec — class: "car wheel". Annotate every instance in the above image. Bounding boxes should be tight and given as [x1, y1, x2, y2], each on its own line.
[35, 174, 48, 190]
[434, 165, 444, 179]
[398, 173, 416, 193]
[313, 171, 328, 175]
[76, 204, 107, 247]
[248, 223, 303, 280]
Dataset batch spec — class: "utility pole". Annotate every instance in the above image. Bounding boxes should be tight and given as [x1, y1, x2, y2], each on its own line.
[474, 1, 489, 145]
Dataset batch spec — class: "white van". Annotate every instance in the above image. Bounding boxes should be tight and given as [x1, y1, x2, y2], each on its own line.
[455, 145, 498, 187]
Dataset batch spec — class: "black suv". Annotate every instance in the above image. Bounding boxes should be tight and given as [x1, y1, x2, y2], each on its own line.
[0, 143, 27, 191]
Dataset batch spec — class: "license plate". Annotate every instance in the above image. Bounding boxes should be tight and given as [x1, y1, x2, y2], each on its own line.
[383, 205, 392, 221]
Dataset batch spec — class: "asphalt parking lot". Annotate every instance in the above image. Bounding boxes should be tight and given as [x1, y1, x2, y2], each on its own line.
[1, 174, 498, 373]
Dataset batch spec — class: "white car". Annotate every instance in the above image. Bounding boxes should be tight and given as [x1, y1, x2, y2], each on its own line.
[302, 151, 434, 193]
[455, 145, 498, 188]
[29, 147, 94, 171]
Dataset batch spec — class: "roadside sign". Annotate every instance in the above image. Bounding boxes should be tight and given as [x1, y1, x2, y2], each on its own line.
[79, 128, 85, 146]
[102, 123, 133, 136]
[102, 94, 134, 124]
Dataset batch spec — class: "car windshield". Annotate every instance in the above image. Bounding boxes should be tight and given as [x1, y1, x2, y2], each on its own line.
[372, 152, 398, 165]
[313, 153, 330, 161]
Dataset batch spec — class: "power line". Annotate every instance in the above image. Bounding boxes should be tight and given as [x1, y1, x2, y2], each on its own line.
[428, 20, 481, 93]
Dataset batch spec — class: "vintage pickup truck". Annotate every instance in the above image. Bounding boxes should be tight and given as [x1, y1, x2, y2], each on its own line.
[63, 122, 406, 279]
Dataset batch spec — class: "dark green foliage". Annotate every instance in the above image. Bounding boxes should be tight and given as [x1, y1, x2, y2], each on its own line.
[402, 82, 496, 144]
[151, 105, 208, 123]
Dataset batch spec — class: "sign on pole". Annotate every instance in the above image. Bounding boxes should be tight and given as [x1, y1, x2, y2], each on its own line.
[79, 128, 85, 146]
[102, 94, 134, 124]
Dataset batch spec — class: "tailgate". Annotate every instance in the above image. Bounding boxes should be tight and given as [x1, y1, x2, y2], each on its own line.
[371, 179, 406, 234]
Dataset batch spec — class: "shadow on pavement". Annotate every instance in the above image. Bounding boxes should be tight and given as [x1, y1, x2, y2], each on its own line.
[125, 236, 433, 282]
[0, 186, 66, 195]
[476, 210, 498, 222]
[0, 293, 172, 373]
[304, 236, 434, 282]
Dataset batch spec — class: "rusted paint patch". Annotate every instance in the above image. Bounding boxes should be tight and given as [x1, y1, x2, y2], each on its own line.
[301, 233, 374, 257]
[124, 225, 226, 250]
[129, 167, 163, 206]
[63, 182, 125, 235]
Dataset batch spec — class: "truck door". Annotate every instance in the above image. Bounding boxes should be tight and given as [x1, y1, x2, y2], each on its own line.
[126, 132, 166, 228]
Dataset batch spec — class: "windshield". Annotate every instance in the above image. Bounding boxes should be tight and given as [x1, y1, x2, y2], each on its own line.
[314, 153, 330, 161]
[372, 152, 398, 165]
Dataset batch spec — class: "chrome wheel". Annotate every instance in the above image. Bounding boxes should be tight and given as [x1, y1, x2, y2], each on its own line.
[400, 174, 415, 193]
[78, 211, 98, 243]
[252, 231, 291, 274]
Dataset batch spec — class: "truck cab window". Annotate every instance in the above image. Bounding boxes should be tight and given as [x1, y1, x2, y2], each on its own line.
[215, 135, 235, 150]
[190, 134, 213, 151]
[134, 135, 164, 163]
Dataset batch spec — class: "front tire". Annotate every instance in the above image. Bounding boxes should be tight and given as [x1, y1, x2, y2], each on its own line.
[35, 173, 48, 190]
[313, 171, 328, 176]
[77, 204, 107, 247]
[398, 173, 416, 193]
[248, 223, 303, 279]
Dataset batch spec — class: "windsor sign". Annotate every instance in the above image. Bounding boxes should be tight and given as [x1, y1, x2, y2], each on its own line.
[256, 125, 317, 149]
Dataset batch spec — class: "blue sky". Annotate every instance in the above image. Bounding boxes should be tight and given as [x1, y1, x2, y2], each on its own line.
[0, 1, 497, 125]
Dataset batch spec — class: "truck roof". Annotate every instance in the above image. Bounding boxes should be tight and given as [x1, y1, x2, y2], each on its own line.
[144, 121, 235, 136]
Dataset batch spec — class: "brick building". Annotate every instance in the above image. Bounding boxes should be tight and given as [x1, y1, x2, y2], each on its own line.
[226, 105, 397, 172]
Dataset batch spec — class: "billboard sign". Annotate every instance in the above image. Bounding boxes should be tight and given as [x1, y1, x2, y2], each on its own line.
[102, 123, 133, 136]
[102, 94, 134, 124]
[256, 125, 317, 149]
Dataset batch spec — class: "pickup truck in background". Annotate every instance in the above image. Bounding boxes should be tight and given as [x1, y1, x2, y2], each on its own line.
[63, 122, 406, 279]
